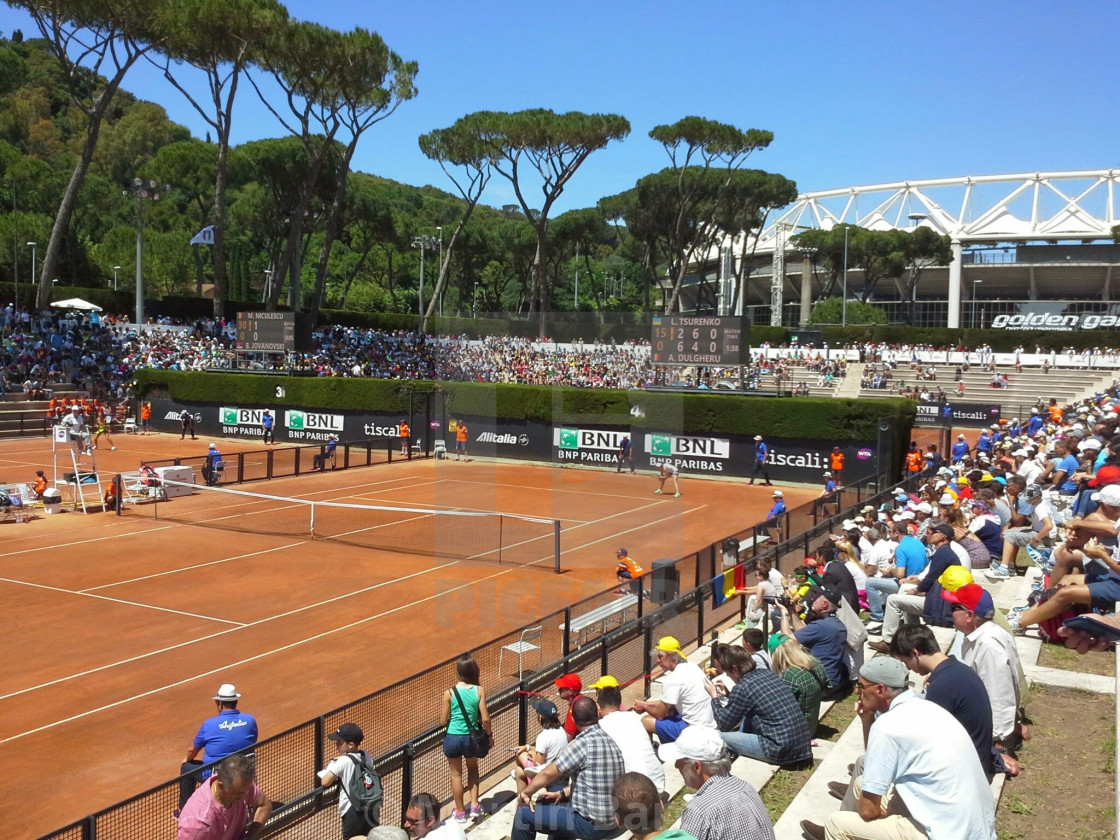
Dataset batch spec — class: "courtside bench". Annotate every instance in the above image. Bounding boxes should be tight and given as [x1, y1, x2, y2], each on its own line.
[560, 594, 640, 646]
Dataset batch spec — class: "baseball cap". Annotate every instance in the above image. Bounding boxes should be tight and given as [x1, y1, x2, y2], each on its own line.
[1012, 449, 1029, 457]
[823, 471, 832, 476]
[958, 433, 966, 439]
[1024, 484, 1044, 499]
[1091, 485, 1120, 507]
[654, 636, 683, 655]
[531, 698, 559, 718]
[328, 722, 364, 743]
[859, 657, 909, 689]
[657, 724, 727, 765]
[941, 583, 995, 618]
[930, 522, 955, 539]
[809, 584, 842, 607]
[938, 566, 974, 592]
[588, 675, 620, 691]
[1080, 439, 1103, 450]
[1090, 465, 1120, 487]
[767, 633, 790, 654]
[914, 502, 933, 514]
[616, 547, 628, 556]
[36, 470, 44, 476]
[554, 673, 582, 691]
[213, 683, 240, 701]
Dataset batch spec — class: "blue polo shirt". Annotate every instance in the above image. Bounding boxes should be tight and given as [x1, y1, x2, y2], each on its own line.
[794, 615, 847, 689]
[194, 709, 258, 764]
[766, 500, 786, 518]
[894, 535, 928, 577]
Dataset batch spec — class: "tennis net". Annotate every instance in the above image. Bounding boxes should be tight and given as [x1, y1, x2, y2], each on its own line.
[124, 479, 562, 571]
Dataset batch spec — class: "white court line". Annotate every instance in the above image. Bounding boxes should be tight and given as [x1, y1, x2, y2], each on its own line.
[432, 477, 670, 502]
[0, 557, 463, 704]
[0, 576, 245, 626]
[0, 524, 174, 559]
[80, 543, 306, 592]
[0, 560, 501, 742]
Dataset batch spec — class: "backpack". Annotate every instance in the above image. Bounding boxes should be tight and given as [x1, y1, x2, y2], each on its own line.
[343, 753, 383, 822]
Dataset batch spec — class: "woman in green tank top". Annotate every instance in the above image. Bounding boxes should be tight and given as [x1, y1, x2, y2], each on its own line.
[440, 653, 492, 823]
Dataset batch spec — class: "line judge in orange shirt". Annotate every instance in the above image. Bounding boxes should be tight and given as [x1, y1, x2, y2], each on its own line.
[455, 419, 469, 461]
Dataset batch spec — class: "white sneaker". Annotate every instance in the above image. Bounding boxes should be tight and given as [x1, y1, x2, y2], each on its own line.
[985, 565, 1011, 580]
[674, 492, 681, 498]
[654, 489, 662, 494]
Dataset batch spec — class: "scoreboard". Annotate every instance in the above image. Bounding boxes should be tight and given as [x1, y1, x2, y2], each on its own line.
[236, 312, 294, 352]
[651, 315, 746, 366]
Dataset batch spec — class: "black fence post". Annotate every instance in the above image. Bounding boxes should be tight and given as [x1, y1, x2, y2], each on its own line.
[314, 717, 325, 784]
[266, 448, 274, 479]
[643, 620, 654, 696]
[517, 681, 529, 748]
[236, 453, 244, 484]
[600, 638, 609, 675]
[401, 743, 416, 825]
[83, 815, 96, 840]
[696, 587, 704, 646]
[562, 607, 572, 658]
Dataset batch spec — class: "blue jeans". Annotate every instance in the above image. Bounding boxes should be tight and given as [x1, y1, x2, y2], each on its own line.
[865, 577, 900, 621]
[719, 731, 774, 763]
[511, 804, 621, 840]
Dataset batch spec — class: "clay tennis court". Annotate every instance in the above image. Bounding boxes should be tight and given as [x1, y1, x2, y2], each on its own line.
[0, 432, 814, 839]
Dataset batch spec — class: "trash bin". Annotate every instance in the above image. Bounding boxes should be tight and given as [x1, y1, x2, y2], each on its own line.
[650, 558, 680, 605]
[43, 488, 62, 515]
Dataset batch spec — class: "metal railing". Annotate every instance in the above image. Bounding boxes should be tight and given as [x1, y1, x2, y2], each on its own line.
[37, 473, 897, 840]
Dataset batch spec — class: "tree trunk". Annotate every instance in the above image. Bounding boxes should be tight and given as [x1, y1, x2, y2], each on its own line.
[211, 135, 230, 319]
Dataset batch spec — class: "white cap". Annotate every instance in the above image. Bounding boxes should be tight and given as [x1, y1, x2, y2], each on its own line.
[1080, 439, 1102, 450]
[772, 490, 783, 497]
[657, 724, 727, 764]
[754, 435, 763, 441]
[915, 502, 933, 514]
[1092, 485, 1120, 506]
[939, 493, 956, 505]
[1012, 449, 1029, 457]
[209, 443, 217, 449]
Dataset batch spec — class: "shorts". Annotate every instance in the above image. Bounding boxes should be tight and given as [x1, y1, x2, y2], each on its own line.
[456, 441, 467, 451]
[443, 733, 475, 758]
[653, 714, 688, 743]
[1003, 528, 1036, 547]
[617, 570, 634, 580]
[1085, 573, 1120, 610]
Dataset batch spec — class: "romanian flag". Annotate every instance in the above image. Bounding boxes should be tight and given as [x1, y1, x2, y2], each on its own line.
[712, 564, 748, 608]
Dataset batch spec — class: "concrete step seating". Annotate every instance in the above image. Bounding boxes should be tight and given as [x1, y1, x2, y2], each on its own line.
[459, 566, 1112, 840]
[0, 384, 95, 438]
[773, 365, 843, 398]
[857, 362, 1117, 411]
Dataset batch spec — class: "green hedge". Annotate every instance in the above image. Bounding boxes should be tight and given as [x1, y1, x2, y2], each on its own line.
[135, 370, 914, 443]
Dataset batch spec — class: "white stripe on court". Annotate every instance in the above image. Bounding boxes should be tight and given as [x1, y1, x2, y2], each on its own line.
[0, 560, 496, 742]
[0, 524, 174, 559]
[0, 558, 462, 703]
[80, 543, 306, 591]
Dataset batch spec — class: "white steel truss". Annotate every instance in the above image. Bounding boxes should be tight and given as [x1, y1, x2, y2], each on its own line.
[753, 169, 1120, 252]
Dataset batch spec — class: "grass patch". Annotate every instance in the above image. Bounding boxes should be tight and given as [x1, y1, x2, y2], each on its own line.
[660, 784, 694, 828]
[1036, 640, 1116, 678]
[756, 697, 858, 822]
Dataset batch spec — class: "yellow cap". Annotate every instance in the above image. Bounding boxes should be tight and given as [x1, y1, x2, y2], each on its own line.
[588, 675, 620, 690]
[938, 566, 974, 592]
[654, 636, 682, 655]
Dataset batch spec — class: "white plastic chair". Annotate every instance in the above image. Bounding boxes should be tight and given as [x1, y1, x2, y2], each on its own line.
[123, 418, 137, 434]
[433, 440, 447, 459]
[498, 626, 543, 679]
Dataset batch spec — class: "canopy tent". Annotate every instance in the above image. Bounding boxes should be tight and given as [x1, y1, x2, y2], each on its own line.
[50, 298, 103, 312]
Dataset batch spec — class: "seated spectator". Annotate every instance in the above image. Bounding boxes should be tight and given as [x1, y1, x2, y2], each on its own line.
[630, 637, 717, 743]
[742, 628, 772, 671]
[403, 792, 467, 839]
[609, 772, 682, 840]
[704, 645, 813, 766]
[778, 589, 849, 696]
[312, 434, 339, 471]
[512, 699, 568, 796]
[986, 484, 1054, 580]
[594, 681, 666, 798]
[176, 754, 271, 840]
[659, 726, 775, 840]
[769, 635, 829, 737]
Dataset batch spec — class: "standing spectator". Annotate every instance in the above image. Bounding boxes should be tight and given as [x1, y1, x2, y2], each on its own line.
[141, 400, 152, 434]
[454, 419, 469, 461]
[404, 792, 468, 839]
[180, 408, 197, 440]
[513, 696, 625, 840]
[177, 683, 258, 814]
[261, 410, 274, 445]
[749, 435, 772, 486]
[177, 754, 271, 840]
[617, 434, 635, 473]
[594, 680, 666, 797]
[631, 636, 716, 742]
[660, 725, 775, 840]
[439, 653, 492, 823]
[317, 723, 381, 838]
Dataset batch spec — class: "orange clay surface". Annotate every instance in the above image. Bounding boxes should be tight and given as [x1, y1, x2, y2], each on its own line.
[0, 431, 815, 839]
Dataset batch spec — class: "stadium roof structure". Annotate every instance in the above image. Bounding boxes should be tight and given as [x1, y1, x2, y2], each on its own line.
[689, 170, 1120, 328]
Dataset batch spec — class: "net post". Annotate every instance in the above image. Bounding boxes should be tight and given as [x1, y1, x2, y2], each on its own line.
[309, 500, 315, 537]
[553, 519, 561, 574]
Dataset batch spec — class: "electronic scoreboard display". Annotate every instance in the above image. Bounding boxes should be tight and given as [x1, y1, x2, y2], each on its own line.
[651, 315, 746, 366]
[236, 312, 295, 352]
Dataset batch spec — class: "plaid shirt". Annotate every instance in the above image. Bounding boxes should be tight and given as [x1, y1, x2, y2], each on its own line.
[553, 724, 625, 827]
[780, 661, 829, 732]
[681, 773, 775, 840]
[711, 668, 812, 764]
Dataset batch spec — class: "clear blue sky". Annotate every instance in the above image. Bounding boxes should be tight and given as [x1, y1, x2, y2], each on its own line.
[3, 0, 1118, 215]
